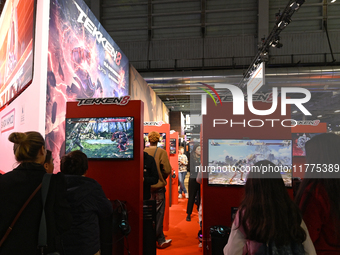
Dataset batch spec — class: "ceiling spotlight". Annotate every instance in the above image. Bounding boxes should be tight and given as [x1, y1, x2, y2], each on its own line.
[335, 110, 340, 113]
[277, 18, 290, 28]
[276, 42, 283, 48]
[292, 110, 298, 113]
[317, 115, 322, 118]
[182, 105, 185, 107]
[166, 98, 170, 100]
[290, 0, 305, 10]
[331, 0, 336, 3]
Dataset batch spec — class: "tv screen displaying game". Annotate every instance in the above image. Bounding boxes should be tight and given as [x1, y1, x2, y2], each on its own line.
[292, 133, 320, 157]
[144, 133, 166, 149]
[208, 139, 292, 187]
[65, 117, 134, 159]
[0, 0, 36, 109]
[170, 138, 176, 154]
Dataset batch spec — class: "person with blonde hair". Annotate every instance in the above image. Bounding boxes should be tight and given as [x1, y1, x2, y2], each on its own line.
[0, 131, 72, 255]
[144, 131, 172, 249]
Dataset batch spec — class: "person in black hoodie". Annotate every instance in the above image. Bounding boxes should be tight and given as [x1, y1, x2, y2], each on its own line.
[0, 131, 72, 255]
[60, 150, 113, 255]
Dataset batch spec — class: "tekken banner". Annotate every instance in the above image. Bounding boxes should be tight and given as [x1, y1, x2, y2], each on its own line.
[0, 0, 35, 109]
[46, 0, 129, 168]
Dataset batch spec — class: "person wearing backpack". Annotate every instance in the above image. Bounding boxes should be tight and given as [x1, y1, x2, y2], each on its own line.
[224, 160, 316, 255]
[144, 131, 172, 249]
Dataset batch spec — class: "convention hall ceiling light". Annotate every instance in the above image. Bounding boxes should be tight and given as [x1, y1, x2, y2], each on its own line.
[331, 0, 336, 3]
[317, 115, 322, 118]
[334, 110, 340, 113]
[240, 0, 305, 89]
[292, 110, 298, 113]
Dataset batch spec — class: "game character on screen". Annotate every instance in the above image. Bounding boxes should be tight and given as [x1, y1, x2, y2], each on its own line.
[111, 131, 129, 152]
[66, 127, 84, 153]
[229, 159, 246, 184]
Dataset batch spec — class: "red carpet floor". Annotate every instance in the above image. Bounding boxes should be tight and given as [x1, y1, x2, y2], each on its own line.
[158, 198, 202, 255]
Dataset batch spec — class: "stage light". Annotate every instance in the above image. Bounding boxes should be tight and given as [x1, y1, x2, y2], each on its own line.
[276, 42, 283, 48]
[290, 0, 305, 10]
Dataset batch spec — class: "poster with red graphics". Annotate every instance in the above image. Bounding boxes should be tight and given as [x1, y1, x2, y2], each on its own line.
[46, 0, 129, 170]
[0, 0, 35, 109]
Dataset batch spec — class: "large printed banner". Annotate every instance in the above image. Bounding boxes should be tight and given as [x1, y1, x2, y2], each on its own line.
[0, 0, 35, 109]
[46, 0, 129, 168]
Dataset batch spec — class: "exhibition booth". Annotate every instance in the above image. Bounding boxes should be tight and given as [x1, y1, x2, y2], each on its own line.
[0, 0, 169, 254]
[0, 0, 331, 254]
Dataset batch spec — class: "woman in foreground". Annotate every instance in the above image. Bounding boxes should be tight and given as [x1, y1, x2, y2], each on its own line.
[224, 160, 316, 255]
[295, 133, 340, 254]
[0, 131, 71, 254]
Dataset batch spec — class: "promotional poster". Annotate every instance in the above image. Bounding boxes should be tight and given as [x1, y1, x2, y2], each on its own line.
[0, 0, 35, 109]
[46, 0, 129, 168]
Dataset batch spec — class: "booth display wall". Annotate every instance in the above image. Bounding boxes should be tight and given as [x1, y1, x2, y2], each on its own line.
[45, 0, 130, 172]
[0, 0, 50, 173]
[169, 132, 179, 205]
[144, 124, 171, 231]
[66, 100, 144, 255]
[201, 98, 292, 255]
[130, 65, 169, 123]
[291, 123, 327, 179]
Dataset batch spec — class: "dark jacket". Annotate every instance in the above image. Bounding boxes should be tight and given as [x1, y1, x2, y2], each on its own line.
[143, 152, 159, 200]
[62, 175, 113, 255]
[190, 154, 201, 179]
[0, 163, 72, 255]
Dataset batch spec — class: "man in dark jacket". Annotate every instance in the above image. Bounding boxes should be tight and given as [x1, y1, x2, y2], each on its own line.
[60, 150, 113, 255]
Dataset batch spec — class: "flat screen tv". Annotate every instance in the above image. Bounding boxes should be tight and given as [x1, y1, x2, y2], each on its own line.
[170, 138, 176, 154]
[292, 133, 320, 157]
[144, 133, 166, 149]
[65, 117, 134, 159]
[208, 139, 292, 187]
[0, 0, 36, 109]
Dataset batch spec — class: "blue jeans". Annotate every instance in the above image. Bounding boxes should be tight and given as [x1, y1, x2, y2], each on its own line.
[178, 172, 187, 195]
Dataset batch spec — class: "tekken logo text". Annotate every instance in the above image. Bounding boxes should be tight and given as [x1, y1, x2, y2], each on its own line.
[77, 96, 131, 106]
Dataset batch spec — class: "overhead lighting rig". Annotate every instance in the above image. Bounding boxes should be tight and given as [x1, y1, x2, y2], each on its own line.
[239, 0, 305, 89]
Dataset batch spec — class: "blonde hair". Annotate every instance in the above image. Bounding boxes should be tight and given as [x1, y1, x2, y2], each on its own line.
[8, 131, 45, 163]
[148, 131, 161, 143]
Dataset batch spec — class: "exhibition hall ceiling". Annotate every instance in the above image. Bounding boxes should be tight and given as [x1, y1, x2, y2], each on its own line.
[1, 0, 340, 130]
[85, 0, 340, 130]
